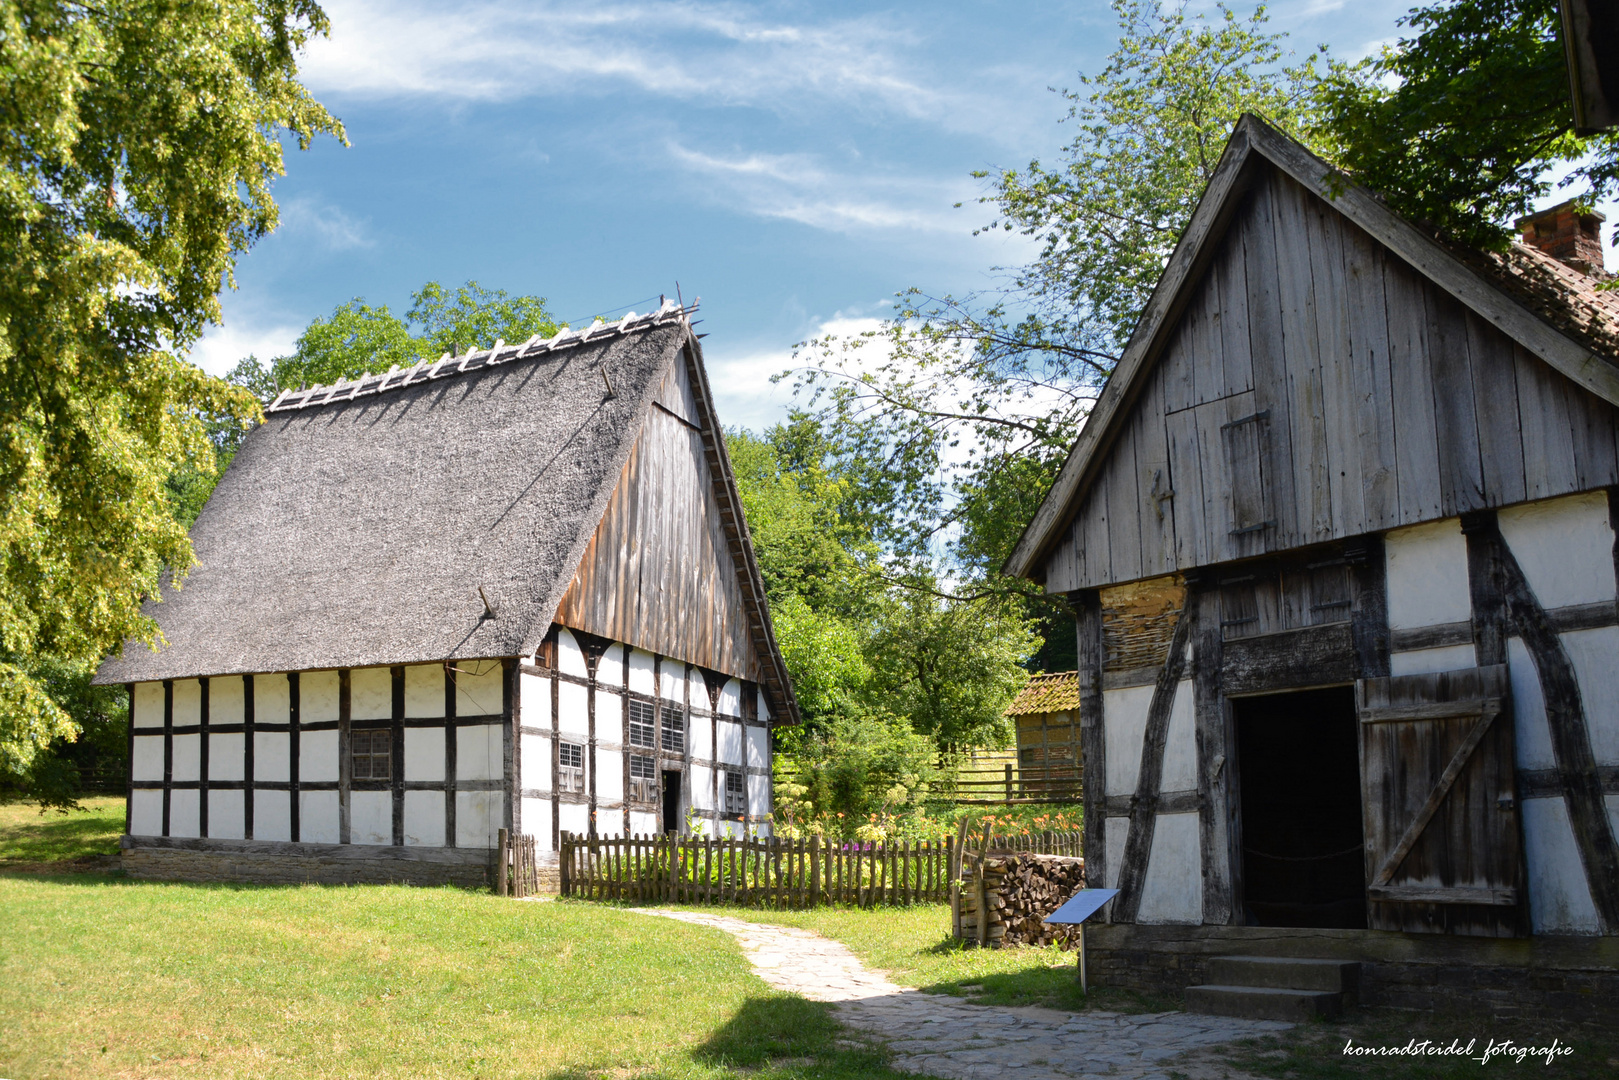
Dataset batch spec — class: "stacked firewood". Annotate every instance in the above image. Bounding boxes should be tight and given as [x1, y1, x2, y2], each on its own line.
[958, 853, 1086, 949]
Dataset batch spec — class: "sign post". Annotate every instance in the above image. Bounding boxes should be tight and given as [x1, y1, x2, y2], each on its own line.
[1042, 888, 1119, 994]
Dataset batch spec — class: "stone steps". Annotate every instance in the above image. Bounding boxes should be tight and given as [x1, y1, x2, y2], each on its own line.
[1185, 956, 1360, 1021]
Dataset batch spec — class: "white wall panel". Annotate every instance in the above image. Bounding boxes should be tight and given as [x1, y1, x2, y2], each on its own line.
[758, 689, 771, 725]
[300, 730, 339, 783]
[404, 791, 445, 846]
[557, 628, 588, 677]
[455, 790, 501, 847]
[717, 720, 744, 765]
[169, 790, 199, 838]
[131, 736, 163, 782]
[1389, 645, 1478, 677]
[624, 810, 654, 835]
[350, 667, 391, 720]
[688, 670, 709, 711]
[558, 801, 589, 838]
[1498, 492, 1616, 610]
[171, 734, 200, 782]
[1102, 684, 1153, 798]
[1509, 640, 1553, 776]
[718, 679, 742, 717]
[210, 676, 245, 725]
[747, 773, 770, 819]
[519, 672, 551, 729]
[209, 733, 244, 781]
[456, 660, 504, 717]
[130, 789, 163, 836]
[691, 711, 714, 761]
[660, 659, 685, 701]
[457, 725, 503, 781]
[133, 682, 164, 728]
[1137, 812, 1202, 924]
[172, 679, 201, 726]
[1522, 796, 1601, 934]
[691, 764, 715, 811]
[1385, 517, 1472, 629]
[520, 732, 550, 791]
[1105, 817, 1129, 890]
[208, 790, 245, 839]
[754, 820, 773, 838]
[256, 673, 290, 725]
[255, 790, 291, 841]
[299, 791, 340, 843]
[595, 689, 622, 740]
[558, 681, 589, 738]
[1561, 625, 1619, 765]
[521, 797, 551, 848]
[255, 732, 290, 783]
[404, 727, 446, 782]
[405, 664, 444, 717]
[597, 643, 625, 688]
[627, 649, 655, 695]
[350, 791, 393, 845]
[1160, 680, 1196, 792]
[597, 748, 623, 802]
[746, 726, 769, 771]
[302, 671, 339, 722]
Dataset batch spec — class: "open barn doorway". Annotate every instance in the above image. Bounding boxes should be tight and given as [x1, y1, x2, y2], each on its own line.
[1234, 686, 1366, 929]
[661, 770, 682, 834]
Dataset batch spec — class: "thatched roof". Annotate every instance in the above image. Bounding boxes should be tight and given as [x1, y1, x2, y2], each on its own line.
[1006, 672, 1081, 717]
[96, 304, 782, 693]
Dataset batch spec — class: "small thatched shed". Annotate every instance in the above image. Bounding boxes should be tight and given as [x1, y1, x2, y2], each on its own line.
[95, 302, 797, 886]
[1005, 672, 1081, 800]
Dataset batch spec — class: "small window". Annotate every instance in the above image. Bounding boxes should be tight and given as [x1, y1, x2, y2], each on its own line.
[629, 753, 658, 802]
[628, 700, 656, 747]
[661, 705, 685, 753]
[559, 741, 583, 770]
[725, 770, 746, 814]
[558, 740, 584, 793]
[351, 729, 391, 780]
[629, 753, 657, 780]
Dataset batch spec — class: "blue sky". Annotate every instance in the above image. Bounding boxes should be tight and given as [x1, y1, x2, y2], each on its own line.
[194, 0, 1431, 431]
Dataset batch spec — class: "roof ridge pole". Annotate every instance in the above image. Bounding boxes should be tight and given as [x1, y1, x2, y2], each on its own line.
[427, 353, 451, 379]
[268, 388, 290, 411]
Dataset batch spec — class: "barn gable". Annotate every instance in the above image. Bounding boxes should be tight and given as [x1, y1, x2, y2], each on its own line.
[1008, 115, 1619, 591]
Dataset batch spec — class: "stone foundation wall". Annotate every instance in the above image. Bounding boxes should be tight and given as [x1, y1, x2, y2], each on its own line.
[121, 835, 499, 889]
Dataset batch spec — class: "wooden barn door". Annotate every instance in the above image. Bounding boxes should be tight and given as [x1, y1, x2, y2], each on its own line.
[1356, 665, 1527, 937]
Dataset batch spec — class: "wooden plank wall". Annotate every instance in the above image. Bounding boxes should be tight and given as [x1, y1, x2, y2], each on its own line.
[553, 360, 761, 681]
[1044, 168, 1619, 593]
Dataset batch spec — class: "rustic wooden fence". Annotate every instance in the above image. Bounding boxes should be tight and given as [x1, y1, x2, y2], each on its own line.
[946, 763, 1082, 805]
[495, 829, 541, 897]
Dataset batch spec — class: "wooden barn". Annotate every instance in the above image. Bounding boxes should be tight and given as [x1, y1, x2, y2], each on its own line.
[94, 302, 797, 888]
[1005, 672, 1082, 800]
[1006, 116, 1619, 1019]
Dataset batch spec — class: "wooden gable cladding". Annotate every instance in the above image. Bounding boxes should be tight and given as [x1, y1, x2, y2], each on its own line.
[553, 354, 761, 682]
[1042, 166, 1619, 593]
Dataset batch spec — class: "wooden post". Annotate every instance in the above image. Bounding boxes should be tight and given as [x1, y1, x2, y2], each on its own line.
[1079, 922, 1089, 994]
[497, 828, 509, 896]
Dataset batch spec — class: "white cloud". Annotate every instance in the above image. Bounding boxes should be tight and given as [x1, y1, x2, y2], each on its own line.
[278, 197, 373, 251]
[704, 311, 890, 432]
[183, 318, 303, 378]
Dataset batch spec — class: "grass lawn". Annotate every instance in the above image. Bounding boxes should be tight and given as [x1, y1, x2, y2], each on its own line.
[0, 795, 125, 866]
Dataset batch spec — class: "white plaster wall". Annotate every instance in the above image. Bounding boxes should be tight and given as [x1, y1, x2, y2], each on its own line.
[404, 727, 445, 782]
[718, 679, 742, 717]
[1390, 644, 1479, 677]
[595, 688, 621, 739]
[1385, 517, 1472, 629]
[169, 790, 199, 838]
[691, 764, 715, 811]
[558, 681, 589, 738]
[558, 629, 588, 677]
[303, 671, 340, 722]
[301, 730, 339, 783]
[171, 733, 200, 782]
[1160, 680, 1196, 792]
[1522, 797, 1602, 934]
[717, 720, 744, 765]
[405, 664, 444, 717]
[133, 682, 163, 728]
[351, 791, 392, 845]
[691, 710, 714, 761]
[211, 676, 245, 725]
[300, 791, 340, 843]
[130, 789, 162, 835]
[598, 643, 625, 688]
[628, 649, 655, 695]
[520, 732, 550, 792]
[1105, 817, 1129, 891]
[351, 667, 391, 720]
[522, 798, 551, 847]
[597, 748, 623, 802]
[558, 801, 589, 837]
[458, 725, 503, 781]
[519, 672, 551, 729]
[758, 689, 771, 725]
[746, 726, 769, 771]
[1498, 492, 1616, 610]
[630, 810, 659, 835]
[209, 790, 245, 840]
[754, 820, 773, 838]
[1102, 683, 1153, 797]
[255, 732, 290, 783]
[173, 679, 201, 726]
[256, 673, 290, 724]
[456, 660, 504, 716]
[1136, 812, 1202, 924]
[747, 773, 770, 819]
[1509, 637, 1556, 771]
[1561, 626, 1619, 765]
[456, 791, 500, 847]
[209, 733, 244, 781]
[131, 736, 163, 781]
[689, 669, 710, 709]
[404, 791, 445, 846]
[255, 790, 291, 842]
[660, 659, 685, 701]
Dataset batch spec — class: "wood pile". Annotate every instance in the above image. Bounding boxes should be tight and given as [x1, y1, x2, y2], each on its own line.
[958, 852, 1086, 949]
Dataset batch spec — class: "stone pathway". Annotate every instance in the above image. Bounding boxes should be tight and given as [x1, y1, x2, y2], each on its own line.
[634, 909, 1291, 1080]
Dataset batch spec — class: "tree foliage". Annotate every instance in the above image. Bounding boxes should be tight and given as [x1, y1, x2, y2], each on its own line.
[1317, 0, 1617, 252]
[0, 0, 343, 790]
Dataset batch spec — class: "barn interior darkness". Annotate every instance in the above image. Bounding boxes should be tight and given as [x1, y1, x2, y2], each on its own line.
[1235, 687, 1367, 929]
[662, 770, 682, 833]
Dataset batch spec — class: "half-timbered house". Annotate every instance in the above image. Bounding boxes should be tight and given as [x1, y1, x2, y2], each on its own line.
[1006, 116, 1619, 1017]
[95, 302, 796, 887]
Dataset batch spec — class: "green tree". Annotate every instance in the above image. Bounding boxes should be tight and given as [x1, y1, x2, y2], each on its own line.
[0, 0, 343, 794]
[1317, 0, 1616, 251]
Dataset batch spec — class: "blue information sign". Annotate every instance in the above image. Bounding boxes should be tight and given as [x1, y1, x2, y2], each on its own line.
[1043, 888, 1120, 925]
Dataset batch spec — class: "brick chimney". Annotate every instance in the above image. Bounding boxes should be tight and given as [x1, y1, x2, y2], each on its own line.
[1515, 200, 1607, 276]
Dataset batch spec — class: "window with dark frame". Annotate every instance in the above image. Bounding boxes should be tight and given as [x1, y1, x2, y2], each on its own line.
[351, 729, 392, 780]
[629, 752, 658, 803]
[661, 704, 685, 753]
[628, 700, 656, 748]
[725, 770, 746, 814]
[559, 740, 584, 793]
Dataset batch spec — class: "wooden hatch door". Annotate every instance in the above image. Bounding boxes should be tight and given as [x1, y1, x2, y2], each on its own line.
[1356, 665, 1527, 936]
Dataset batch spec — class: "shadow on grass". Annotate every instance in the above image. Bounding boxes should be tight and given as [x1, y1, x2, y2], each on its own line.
[0, 801, 123, 863]
[915, 933, 1179, 1014]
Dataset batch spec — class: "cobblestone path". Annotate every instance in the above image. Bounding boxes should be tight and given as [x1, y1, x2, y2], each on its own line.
[634, 909, 1290, 1080]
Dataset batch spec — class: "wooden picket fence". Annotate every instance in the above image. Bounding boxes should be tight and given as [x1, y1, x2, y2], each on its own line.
[494, 829, 541, 897]
[560, 832, 958, 908]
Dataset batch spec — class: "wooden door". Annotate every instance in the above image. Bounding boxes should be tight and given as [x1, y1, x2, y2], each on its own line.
[1356, 665, 1527, 936]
